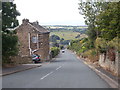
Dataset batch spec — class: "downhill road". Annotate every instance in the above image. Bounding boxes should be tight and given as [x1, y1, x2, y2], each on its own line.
[3, 49, 110, 88]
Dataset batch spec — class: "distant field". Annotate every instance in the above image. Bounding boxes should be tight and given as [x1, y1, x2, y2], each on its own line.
[50, 31, 87, 40]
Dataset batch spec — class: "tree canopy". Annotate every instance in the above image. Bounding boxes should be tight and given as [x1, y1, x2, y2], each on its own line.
[78, 1, 120, 41]
[2, 2, 20, 32]
[2, 2, 20, 63]
[68, 1, 120, 62]
[50, 35, 60, 42]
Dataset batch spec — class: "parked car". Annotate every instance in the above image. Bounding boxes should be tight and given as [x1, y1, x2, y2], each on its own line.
[32, 54, 41, 63]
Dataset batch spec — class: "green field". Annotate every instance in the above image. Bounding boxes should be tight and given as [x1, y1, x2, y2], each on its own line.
[50, 31, 87, 40]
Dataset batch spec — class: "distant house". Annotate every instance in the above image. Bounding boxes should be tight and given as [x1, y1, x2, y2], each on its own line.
[15, 19, 50, 62]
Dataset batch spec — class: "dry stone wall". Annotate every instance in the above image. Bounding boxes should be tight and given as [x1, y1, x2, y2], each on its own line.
[99, 51, 120, 76]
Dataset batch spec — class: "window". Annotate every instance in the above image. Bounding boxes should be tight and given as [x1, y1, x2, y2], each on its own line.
[32, 36, 38, 43]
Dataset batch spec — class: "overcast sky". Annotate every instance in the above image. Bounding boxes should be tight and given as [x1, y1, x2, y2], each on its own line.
[14, 0, 85, 26]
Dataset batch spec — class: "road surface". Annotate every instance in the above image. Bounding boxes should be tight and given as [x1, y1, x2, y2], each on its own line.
[2, 49, 110, 88]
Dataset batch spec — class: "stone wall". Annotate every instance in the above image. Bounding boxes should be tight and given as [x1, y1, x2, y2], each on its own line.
[42, 33, 50, 61]
[11, 56, 33, 65]
[16, 21, 50, 63]
[99, 51, 120, 76]
[17, 24, 30, 56]
[35, 33, 50, 61]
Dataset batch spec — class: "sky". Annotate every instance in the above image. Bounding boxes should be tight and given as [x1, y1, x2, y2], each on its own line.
[14, 0, 85, 26]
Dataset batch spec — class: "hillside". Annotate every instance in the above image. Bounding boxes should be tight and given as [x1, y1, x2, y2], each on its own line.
[43, 25, 88, 46]
[50, 31, 87, 40]
[43, 25, 88, 34]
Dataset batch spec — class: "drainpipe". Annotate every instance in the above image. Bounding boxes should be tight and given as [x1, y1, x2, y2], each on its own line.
[28, 33, 32, 55]
[37, 34, 39, 49]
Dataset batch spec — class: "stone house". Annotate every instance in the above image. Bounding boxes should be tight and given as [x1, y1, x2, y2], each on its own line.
[15, 19, 50, 62]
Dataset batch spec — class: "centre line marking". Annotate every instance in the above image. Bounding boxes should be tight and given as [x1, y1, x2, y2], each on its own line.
[40, 66, 62, 80]
[56, 66, 62, 70]
[40, 71, 53, 80]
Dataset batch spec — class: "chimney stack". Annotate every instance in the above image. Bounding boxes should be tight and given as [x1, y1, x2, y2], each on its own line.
[22, 19, 29, 24]
[33, 21, 39, 25]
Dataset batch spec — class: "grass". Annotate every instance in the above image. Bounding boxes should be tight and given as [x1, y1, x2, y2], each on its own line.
[50, 31, 87, 40]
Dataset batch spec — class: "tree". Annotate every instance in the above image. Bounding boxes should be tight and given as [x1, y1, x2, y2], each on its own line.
[2, 2, 20, 63]
[79, 1, 120, 41]
[78, 1, 120, 54]
[60, 38, 64, 41]
[60, 40, 70, 45]
[2, 2, 20, 32]
[50, 35, 60, 42]
[95, 2, 120, 40]
[78, 1, 105, 45]
[52, 42, 59, 47]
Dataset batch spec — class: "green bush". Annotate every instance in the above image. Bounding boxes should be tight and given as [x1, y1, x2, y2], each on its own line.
[60, 45, 64, 49]
[2, 33, 18, 63]
[82, 49, 98, 62]
[107, 37, 120, 52]
[95, 37, 107, 53]
[68, 38, 92, 54]
[51, 47, 60, 58]
[95, 37, 120, 53]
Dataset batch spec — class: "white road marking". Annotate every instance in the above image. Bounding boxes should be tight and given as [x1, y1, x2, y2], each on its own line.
[40, 71, 53, 80]
[40, 66, 62, 80]
[56, 66, 62, 70]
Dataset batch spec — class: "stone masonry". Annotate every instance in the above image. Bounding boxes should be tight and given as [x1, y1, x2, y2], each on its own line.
[99, 50, 120, 76]
[14, 19, 50, 63]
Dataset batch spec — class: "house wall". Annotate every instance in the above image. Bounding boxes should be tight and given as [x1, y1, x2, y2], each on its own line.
[42, 33, 50, 61]
[16, 24, 31, 56]
[30, 33, 38, 50]
[16, 22, 50, 63]
[35, 33, 50, 61]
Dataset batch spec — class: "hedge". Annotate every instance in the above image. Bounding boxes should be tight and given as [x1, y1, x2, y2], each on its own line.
[51, 47, 60, 58]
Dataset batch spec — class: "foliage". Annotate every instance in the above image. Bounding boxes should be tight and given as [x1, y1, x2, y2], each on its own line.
[60, 45, 64, 49]
[50, 31, 87, 40]
[75, 34, 80, 38]
[68, 38, 98, 62]
[2, 2, 20, 63]
[82, 49, 98, 62]
[2, 33, 18, 63]
[95, 2, 120, 40]
[78, 2, 103, 42]
[52, 42, 59, 47]
[68, 40, 81, 52]
[95, 37, 120, 53]
[50, 35, 60, 42]
[60, 40, 70, 45]
[77, 1, 120, 62]
[95, 37, 108, 53]
[2, 2, 20, 32]
[107, 37, 120, 52]
[69, 38, 90, 54]
[50, 47, 60, 58]
[60, 38, 64, 41]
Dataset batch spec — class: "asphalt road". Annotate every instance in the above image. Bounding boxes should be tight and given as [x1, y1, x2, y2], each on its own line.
[2, 49, 110, 88]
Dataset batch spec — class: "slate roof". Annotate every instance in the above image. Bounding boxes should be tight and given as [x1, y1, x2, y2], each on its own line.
[10, 19, 50, 34]
[29, 22, 50, 34]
